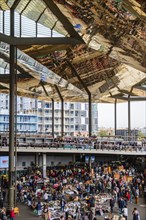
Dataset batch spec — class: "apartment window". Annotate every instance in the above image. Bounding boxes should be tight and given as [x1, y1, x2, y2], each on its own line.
[70, 104, 74, 109]
[80, 111, 86, 117]
[45, 103, 52, 108]
[85, 118, 89, 124]
[75, 103, 80, 109]
[22, 162, 26, 167]
[75, 111, 79, 116]
[85, 104, 88, 110]
[30, 161, 34, 166]
[81, 125, 86, 131]
[75, 125, 79, 130]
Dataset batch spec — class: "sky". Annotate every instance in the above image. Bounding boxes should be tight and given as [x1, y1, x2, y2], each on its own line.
[98, 101, 146, 129]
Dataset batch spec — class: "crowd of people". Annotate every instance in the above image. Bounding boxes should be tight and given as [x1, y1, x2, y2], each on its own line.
[0, 159, 145, 220]
[9, 136, 146, 153]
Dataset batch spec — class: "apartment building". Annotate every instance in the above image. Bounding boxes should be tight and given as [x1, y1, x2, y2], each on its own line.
[0, 94, 98, 136]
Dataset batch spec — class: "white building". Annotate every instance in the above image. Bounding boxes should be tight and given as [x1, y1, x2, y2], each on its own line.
[0, 94, 98, 136]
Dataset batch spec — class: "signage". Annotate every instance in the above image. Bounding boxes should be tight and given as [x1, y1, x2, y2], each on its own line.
[0, 156, 9, 168]
[91, 156, 95, 162]
[85, 156, 89, 163]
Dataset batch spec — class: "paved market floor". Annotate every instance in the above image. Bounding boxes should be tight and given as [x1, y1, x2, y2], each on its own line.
[15, 197, 146, 220]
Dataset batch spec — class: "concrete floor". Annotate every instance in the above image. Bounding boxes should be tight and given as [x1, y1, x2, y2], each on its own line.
[15, 197, 146, 220]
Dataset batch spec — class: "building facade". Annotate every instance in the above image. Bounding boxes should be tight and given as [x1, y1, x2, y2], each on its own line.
[116, 129, 139, 141]
[0, 94, 98, 136]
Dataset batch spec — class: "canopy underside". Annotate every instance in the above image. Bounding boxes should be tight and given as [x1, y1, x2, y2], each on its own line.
[0, 0, 146, 102]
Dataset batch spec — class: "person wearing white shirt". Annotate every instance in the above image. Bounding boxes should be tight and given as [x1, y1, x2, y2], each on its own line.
[122, 205, 128, 220]
[43, 192, 48, 202]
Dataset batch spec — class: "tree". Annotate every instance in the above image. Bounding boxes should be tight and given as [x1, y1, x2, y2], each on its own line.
[138, 131, 144, 140]
[98, 130, 109, 137]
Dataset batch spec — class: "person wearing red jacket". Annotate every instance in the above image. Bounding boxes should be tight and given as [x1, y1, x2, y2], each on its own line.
[10, 208, 15, 220]
[125, 191, 130, 202]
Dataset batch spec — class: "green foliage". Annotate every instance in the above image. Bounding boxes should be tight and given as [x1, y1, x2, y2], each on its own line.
[98, 130, 109, 137]
[138, 131, 144, 140]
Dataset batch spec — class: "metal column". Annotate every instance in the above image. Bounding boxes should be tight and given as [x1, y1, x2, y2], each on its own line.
[114, 99, 117, 136]
[128, 89, 133, 141]
[8, 8, 15, 210]
[2, 11, 5, 34]
[35, 153, 39, 167]
[42, 153, 47, 178]
[88, 93, 92, 137]
[61, 98, 64, 138]
[52, 99, 54, 138]
[128, 98, 131, 140]
[14, 48, 18, 208]
[67, 61, 92, 137]
[40, 82, 55, 137]
[55, 85, 64, 137]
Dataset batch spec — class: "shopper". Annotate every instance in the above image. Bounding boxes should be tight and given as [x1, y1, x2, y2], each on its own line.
[122, 205, 128, 220]
[9, 208, 15, 220]
[132, 207, 140, 220]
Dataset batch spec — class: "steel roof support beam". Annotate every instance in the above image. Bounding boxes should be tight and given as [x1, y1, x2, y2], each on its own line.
[36, 7, 48, 37]
[133, 85, 146, 91]
[52, 99, 54, 138]
[2, 11, 5, 34]
[43, 0, 84, 43]
[111, 96, 146, 101]
[67, 61, 92, 137]
[40, 81, 54, 138]
[0, 52, 34, 79]
[11, 0, 21, 10]
[8, 6, 16, 211]
[114, 99, 117, 136]
[127, 88, 133, 141]
[54, 85, 64, 138]
[0, 33, 82, 45]
[8, 2, 20, 208]
[19, 0, 32, 37]
[0, 73, 33, 83]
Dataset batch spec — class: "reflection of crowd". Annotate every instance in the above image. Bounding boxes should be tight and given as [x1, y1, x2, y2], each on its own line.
[1, 161, 145, 220]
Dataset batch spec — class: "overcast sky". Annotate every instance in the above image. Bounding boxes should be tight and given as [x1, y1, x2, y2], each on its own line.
[98, 101, 146, 129]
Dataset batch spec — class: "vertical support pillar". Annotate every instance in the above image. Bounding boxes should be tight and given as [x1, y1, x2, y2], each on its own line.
[128, 98, 131, 141]
[72, 154, 76, 163]
[19, 14, 22, 37]
[52, 99, 54, 138]
[35, 21, 38, 37]
[42, 153, 47, 178]
[89, 155, 91, 171]
[127, 88, 133, 141]
[67, 61, 92, 138]
[114, 99, 117, 136]
[88, 93, 92, 137]
[8, 8, 15, 210]
[35, 153, 39, 167]
[54, 85, 64, 138]
[14, 49, 17, 208]
[61, 99, 64, 138]
[2, 11, 5, 34]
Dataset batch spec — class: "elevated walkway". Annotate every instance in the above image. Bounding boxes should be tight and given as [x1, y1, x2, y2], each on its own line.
[0, 146, 146, 156]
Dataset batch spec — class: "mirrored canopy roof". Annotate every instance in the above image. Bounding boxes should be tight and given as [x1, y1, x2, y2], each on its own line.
[0, 0, 146, 102]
